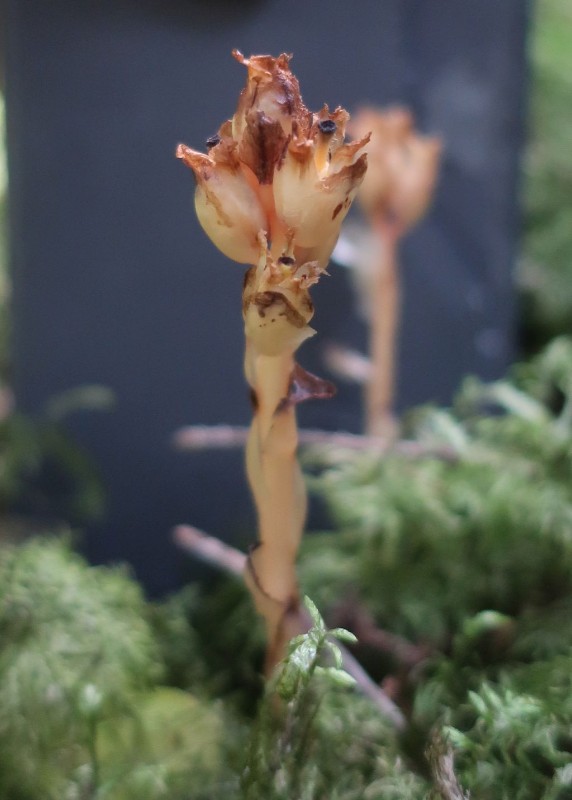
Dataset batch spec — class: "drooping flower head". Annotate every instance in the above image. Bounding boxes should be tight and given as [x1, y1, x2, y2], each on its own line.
[350, 106, 441, 234]
[177, 51, 369, 270]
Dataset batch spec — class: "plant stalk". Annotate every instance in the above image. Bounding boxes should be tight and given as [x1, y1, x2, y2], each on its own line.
[366, 220, 401, 438]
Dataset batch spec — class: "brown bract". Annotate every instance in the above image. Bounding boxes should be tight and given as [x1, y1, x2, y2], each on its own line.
[351, 106, 442, 233]
[177, 51, 369, 269]
[242, 233, 323, 357]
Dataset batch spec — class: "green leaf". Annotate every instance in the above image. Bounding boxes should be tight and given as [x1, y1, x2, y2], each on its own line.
[314, 666, 356, 689]
[329, 628, 358, 645]
[304, 596, 326, 632]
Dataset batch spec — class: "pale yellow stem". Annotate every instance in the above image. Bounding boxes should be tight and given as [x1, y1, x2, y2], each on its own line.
[366, 222, 401, 439]
[243, 344, 307, 672]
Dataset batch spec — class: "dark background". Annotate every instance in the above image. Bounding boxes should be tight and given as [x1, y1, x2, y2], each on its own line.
[4, 0, 528, 594]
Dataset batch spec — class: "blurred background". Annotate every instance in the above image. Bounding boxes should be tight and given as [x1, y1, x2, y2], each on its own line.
[0, 0, 569, 594]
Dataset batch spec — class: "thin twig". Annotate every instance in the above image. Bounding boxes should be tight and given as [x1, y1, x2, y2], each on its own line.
[174, 524, 247, 575]
[172, 425, 457, 462]
[323, 343, 372, 385]
[173, 524, 407, 730]
[331, 600, 429, 669]
[427, 734, 470, 800]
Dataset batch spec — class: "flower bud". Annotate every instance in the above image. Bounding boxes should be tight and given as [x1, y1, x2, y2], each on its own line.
[177, 53, 369, 270]
[231, 51, 310, 142]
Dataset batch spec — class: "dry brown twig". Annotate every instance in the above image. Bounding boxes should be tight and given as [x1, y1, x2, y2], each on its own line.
[427, 734, 470, 800]
[172, 423, 458, 462]
[173, 524, 406, 730]
[330, 598, 430, 670]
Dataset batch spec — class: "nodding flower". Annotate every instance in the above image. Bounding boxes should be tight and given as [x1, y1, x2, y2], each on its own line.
[177, 51, 369, 269]
[350, 106, 442, 234]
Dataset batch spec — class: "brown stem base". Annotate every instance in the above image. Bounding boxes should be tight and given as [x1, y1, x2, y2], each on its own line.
[173, 524, 406, 730]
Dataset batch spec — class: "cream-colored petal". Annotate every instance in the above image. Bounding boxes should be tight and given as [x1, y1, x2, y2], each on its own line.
[294, 231, 339, 270]
[273, 148, 368, 263]
[177, 143, 268, 263]
[272, 141, 320, 243]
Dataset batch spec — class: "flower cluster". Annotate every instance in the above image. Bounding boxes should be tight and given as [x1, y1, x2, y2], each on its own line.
[350, 106, 441, 233]
[177, 51, 369, 273]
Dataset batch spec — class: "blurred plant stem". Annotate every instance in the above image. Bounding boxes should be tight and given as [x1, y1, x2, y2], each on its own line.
[366, 220, 401, 439]
[0, 94, 9, 384]
[521, 0, 572, 344]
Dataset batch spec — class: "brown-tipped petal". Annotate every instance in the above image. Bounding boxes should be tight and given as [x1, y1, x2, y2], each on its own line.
[274, 148, 368, 261]
[231, 50, 309, 142]
[188, 155, 268, 264]
[272, 139, 319, 243]
[176, 143, 213, 178]
[322, 152, 369, 219]
[329, 132, 371, 170]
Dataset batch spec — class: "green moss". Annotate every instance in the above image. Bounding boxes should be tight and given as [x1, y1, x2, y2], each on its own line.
[0, 536, 232, 800]
[521, 0, 572, 343]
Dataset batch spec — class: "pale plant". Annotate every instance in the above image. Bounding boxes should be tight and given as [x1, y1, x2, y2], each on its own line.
[177, 51, 368, 671]
[332, 108, 441, 439]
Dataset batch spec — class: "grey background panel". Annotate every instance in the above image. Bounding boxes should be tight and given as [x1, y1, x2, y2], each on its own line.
[4, 0, 528, 593]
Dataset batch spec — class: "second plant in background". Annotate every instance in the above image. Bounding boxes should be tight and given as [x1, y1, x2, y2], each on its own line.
[330, 107, 441, 438]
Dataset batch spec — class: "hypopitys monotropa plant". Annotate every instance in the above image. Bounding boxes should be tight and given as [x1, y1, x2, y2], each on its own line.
[177, 51, 368, 672]
[342, 108, 441, 438]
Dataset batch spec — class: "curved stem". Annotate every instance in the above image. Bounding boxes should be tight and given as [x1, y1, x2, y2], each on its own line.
[243, 347, 307, 674]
